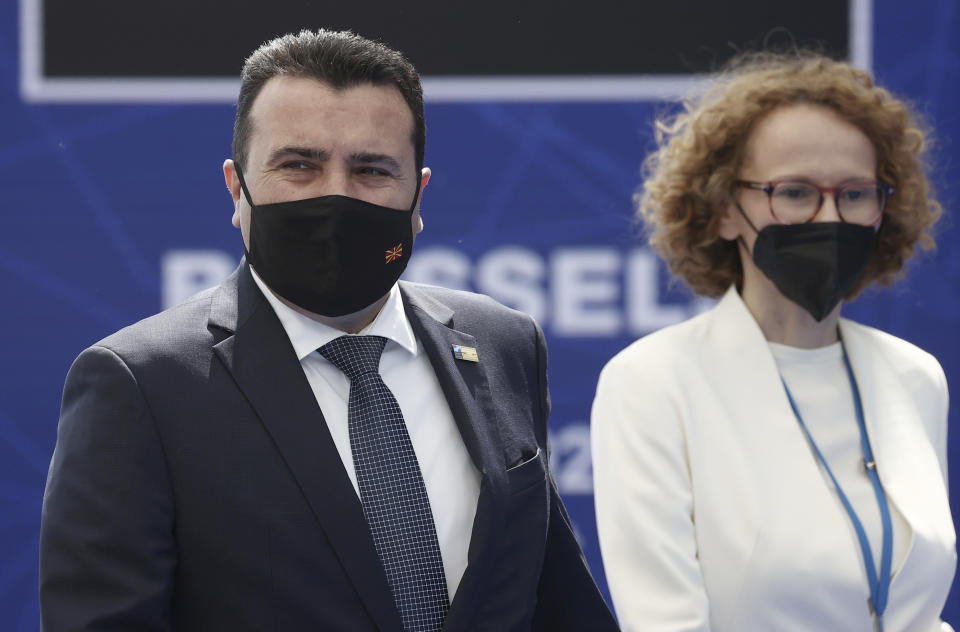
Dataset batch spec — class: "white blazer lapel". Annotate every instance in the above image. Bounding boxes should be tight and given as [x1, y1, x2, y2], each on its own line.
[702, 287, 827, 481]
[838, 320, 953, 544]
[838, 320, 956, 628]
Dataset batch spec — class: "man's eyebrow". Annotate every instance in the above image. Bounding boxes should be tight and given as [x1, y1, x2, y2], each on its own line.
[267, 146, 329, 164]
[351, 153, 402, 172]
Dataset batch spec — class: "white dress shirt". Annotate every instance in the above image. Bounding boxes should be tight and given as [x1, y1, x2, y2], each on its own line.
[251, 269, 482, 600]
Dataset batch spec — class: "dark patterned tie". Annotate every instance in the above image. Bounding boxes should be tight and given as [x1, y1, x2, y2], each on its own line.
[318, 335, 449, 632]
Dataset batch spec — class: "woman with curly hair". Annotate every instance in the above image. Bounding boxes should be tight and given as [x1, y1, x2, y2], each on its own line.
[591, 51, 955, 632]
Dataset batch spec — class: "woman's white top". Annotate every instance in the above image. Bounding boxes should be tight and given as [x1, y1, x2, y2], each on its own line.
[769, 340, 911, 576]
[591, 287, 955, 632]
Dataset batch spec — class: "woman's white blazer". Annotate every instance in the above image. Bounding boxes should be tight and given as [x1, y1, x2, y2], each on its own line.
[592, 287, 956, 631]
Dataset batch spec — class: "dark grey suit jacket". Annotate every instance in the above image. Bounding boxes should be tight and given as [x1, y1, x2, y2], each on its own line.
[40, 263, 618, 631]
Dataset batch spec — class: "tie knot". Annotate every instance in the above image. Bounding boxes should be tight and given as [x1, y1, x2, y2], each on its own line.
[318, 335, 387, 381]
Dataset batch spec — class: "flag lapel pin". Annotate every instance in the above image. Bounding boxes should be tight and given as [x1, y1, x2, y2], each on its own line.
[452, 344, 479, 362]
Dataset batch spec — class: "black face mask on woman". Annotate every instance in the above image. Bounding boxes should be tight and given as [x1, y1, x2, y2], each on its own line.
[734, 202, 877, 322]
[234, 162, 420, 317]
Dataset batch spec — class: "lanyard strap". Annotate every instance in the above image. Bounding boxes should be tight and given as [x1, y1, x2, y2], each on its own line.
[780, 340, 893, 623]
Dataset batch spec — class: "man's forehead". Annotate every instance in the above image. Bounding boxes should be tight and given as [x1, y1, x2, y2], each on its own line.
[247, 76, 415, 159]
[250, 76, 411, 125]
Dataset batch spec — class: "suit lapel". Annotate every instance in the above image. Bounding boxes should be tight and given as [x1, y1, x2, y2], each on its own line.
[399, 282, 508, 631]
[701, 287, 817, 469]
[839, 321, 953, 553]
[209, 264, 403, 632]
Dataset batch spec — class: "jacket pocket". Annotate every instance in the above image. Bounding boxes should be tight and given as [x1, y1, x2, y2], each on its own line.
[506, 447, 545, 495]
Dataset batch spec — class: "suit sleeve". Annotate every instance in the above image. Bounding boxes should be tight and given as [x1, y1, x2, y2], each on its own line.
[527, 318, 620, 631]
[40, 345, 175, 631]
[590, 351, 712, 632]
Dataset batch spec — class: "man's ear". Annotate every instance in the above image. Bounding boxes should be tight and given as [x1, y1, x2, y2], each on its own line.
[223, 159, 243, 228]
[417, 167, 431, 207]
[413, 167, 431, 234]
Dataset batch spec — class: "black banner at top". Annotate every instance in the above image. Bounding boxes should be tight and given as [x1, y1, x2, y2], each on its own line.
[41, 0, 849, 78]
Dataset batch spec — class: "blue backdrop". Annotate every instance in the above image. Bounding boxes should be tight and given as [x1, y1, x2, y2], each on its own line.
[1, 0, 959, 629]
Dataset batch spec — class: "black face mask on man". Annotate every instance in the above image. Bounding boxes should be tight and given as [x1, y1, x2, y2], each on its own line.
[234, 162, 420, 317]
[734, 202, 877, 322]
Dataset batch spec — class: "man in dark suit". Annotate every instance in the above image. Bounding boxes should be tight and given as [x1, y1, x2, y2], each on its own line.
[39, 29, 618, 631]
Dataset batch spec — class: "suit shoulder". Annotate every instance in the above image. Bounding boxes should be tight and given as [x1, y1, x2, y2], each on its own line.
[89, 287, 218, 366]
[842, 320, 947, 436]
[401, 281, 535, 325]
[602, 307, 713, 380]
[842, 319, 944, 382]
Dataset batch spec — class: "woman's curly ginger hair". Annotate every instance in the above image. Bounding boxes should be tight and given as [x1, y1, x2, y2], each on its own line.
[637, 51, 940, 299]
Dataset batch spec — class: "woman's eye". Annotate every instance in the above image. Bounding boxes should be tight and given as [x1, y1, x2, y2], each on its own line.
[841, 187, 874, 202]
[775, 186, 814, 200]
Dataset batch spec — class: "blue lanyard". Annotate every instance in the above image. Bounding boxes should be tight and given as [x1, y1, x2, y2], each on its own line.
[780, 340, 893, 630]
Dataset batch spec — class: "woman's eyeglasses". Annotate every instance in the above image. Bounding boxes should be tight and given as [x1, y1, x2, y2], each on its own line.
[735, 180, 894, 225]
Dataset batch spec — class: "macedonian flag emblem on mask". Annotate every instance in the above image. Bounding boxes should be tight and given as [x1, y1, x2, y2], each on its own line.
[385, 243, 403, 263]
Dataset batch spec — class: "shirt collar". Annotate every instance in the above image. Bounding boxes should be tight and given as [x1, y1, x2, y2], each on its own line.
[250, 267, 417, 361]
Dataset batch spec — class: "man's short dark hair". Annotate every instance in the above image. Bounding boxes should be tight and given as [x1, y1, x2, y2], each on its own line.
[232, 29, 425, 174]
